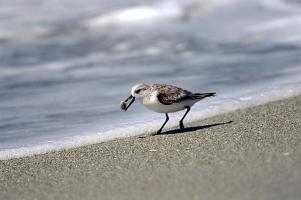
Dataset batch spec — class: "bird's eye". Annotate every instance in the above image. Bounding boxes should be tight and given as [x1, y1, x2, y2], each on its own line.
[135, 89, 141, 94]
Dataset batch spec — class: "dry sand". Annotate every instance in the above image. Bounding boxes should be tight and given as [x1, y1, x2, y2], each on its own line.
[1, 96, 301, 200]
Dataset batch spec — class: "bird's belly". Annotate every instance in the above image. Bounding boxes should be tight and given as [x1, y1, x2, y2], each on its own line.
[144, 102, 185, 113]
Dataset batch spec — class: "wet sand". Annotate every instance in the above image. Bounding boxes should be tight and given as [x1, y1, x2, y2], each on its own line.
[1, 96, 301, 200]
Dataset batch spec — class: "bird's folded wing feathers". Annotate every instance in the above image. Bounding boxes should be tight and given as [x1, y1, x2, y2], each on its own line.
[152, 84, 216, 105]
[152, 84, 193, 105]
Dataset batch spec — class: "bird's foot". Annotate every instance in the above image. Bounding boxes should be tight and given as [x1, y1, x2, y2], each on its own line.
[154, 129, 162, 135]
[180, 122, 185, 129]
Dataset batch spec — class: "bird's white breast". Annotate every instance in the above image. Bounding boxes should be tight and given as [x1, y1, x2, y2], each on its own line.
[140, 91, 187, 113]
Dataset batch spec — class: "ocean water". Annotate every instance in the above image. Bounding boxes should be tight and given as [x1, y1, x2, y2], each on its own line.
[1, 0, 301, 160]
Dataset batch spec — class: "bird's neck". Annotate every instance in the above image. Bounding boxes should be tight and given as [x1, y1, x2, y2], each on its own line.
[136, 96, 144, 103]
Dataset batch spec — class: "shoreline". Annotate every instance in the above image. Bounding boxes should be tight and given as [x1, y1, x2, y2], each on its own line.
[1, 96, 301, 200]
[2, 89, 301, 161]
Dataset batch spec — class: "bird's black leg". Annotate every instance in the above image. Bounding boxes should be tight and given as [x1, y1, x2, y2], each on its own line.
[179, 107, 190, 129]
[155, 113, 169, 135]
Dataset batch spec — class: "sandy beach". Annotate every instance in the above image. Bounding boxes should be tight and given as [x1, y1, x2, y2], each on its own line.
[1, 96, 301, 200]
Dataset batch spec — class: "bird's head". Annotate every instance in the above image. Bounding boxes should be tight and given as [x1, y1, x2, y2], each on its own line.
[131, 83, 150, 98]
[121, 83, 150, 111]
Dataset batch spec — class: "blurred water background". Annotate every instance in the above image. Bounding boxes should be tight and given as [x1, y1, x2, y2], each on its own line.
[1, 0, 301, 159]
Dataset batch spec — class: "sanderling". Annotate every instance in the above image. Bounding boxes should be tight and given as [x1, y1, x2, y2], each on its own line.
[120, 83, 215, 135]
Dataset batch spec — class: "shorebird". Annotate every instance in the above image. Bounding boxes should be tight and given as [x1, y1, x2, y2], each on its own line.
[121, 83, 215, 135]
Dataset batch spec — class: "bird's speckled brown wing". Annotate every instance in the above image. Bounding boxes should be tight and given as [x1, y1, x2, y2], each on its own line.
[150, 84, 193, 105]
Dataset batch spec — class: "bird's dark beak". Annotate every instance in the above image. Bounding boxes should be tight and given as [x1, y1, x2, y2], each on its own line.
[124, 95, 135, 110]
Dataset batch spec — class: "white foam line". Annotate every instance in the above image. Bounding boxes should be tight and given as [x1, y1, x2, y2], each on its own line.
[83, 0, 242, 28]
[1, 83, 300, 160]
[84, 1, 184, 28]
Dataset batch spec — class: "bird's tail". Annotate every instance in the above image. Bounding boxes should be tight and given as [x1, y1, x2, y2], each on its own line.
[192, 92, 216, 99]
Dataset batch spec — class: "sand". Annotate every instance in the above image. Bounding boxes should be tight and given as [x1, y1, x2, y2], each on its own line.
[1, 96, 301, 200]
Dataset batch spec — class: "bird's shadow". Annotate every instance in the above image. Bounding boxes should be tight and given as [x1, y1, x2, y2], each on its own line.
[158, 120, 233, 136]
